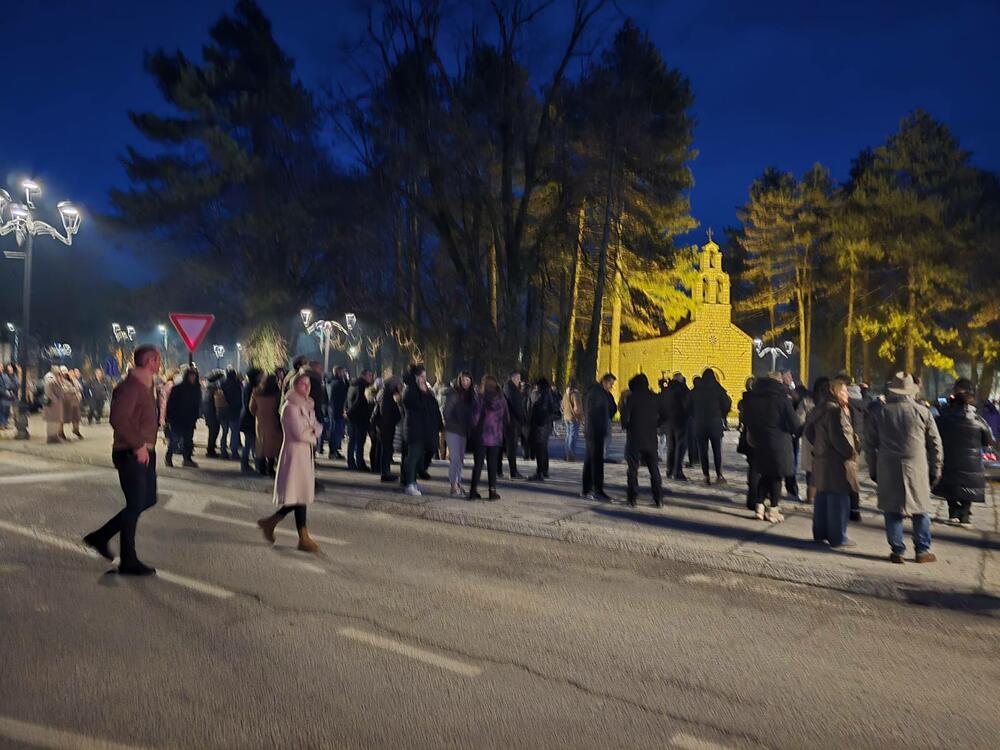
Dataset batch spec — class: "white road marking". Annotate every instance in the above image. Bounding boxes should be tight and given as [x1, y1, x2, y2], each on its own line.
[0, 452, 64, 470]
[0, 714, 148, 750]
[670, 732, 734, 750]
[0, 519, 234, 599]
[0, 469, 104, 485]
[164, 494, 348, 546]
[337, 627, 482, 677]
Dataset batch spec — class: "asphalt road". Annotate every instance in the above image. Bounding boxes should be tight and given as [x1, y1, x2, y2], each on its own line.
[1, 452, 998, 749]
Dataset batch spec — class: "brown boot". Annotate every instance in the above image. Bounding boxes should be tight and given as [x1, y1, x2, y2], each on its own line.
[297, 527, 320, 553]
[256, 514, 280, 544]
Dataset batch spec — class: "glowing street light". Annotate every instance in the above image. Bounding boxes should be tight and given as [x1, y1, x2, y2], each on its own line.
[213, 344, 225, 367]
[300, 308, 313, 327]
[1, 179, 82, 439]
[236, 342, 243, 372]
[157, 324, 168, 361]
[753, 338, 794, 372]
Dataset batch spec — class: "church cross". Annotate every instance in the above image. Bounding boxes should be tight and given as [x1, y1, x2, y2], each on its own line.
[706, 227, 714, 243]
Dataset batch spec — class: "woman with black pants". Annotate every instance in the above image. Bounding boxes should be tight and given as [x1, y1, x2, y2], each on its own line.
[469, 375, 509, 500]
[688, 369, 733, 485]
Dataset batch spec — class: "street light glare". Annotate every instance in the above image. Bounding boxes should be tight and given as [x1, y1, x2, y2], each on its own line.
[6, 322, 14, 332]
[21, 179, 39, 192]
[158, 324, 166, 332]
[9, 204, 28, 219]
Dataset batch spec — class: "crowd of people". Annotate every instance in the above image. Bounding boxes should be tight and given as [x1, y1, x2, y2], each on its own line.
[11, 341, 990, 572]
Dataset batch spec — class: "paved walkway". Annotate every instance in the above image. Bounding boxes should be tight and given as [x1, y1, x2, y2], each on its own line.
[3, 415, 998, 612]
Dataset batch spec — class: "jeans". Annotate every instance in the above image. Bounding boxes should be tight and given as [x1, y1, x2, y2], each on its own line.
[347, 421, 367, 468]
[445, 431, 467, 487]
[241, 430, 256, 470]
[813, 491, 850, 546]
[89, 449, 158, 565]
[626, 447, 663, 504]
[317, 416, 330, 453]
[884, 512, 932, 555]
[401, 441, 425, 487]
[219, 420, 231, 454]
[470, 445, 501, 494]
[331, 417, 346, 455]
[564, 420, 580, 460]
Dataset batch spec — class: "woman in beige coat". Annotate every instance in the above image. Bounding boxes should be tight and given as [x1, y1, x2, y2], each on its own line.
[256, 369, 322, 552]
[43, 368, 66, 442]
[249, 374, 282, 476]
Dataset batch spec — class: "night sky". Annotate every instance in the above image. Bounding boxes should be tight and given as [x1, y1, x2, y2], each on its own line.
[2, 0, 998, 285]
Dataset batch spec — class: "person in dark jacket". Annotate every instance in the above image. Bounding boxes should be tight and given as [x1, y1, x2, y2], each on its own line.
[935, 388, 993, 528]
[662, 374, 690, 480]
[688, 369, 733, 485]
[582, 373, 617, 500]
[527, 377, 559, 481]
[221, 368, 243, 460]
[742, 374, 802, 522]
[165, 367, 202, 468]
[373, 378, 403, 482]
[239, 367, 263, 473]
[621, 373, 670, 507]
[345, 369, 374, 470]
[736, 377, 759, 510]
[328, 366, 349, 459]
[685, 376, 701, 469]
[204, 370, 225, 458]
[501, 372, 527, 479]
[469, 374, 510, 501]
[442, 373, 475, 495]
[86, 368, 112, 424]
[400, 364, 440, 495]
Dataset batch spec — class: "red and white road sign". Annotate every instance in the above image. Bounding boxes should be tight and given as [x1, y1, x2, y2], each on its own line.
[168, 313, 215, 353]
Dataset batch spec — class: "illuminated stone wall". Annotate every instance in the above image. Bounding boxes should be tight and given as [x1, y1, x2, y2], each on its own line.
[598, 237, 752, 410]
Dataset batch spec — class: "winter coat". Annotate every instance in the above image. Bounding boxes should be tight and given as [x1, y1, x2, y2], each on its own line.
[528, 387, 559, 442]
[981, 401, 1000, 445]
[329, 376, 349, 420]
[442, 386, 475, 437]
[219, 373, 242, 422]
[934, 400, 992, 504]
[401, 375, 441, 447]
[62, 377, 82, 422]
[345, 377, 373, 425]
[805, 399, 859, 495]
[0, 372, 18, 403]
[865, 394, 944, 516]
[374, 388, 402, 439]
[663, 380, 690, 428]
[620, 374, 669, 453]
[584, 383, 617, 442]
[239, 381, 257, 433]
[165, 378, 202, 430]
[504, 380, 527, 427]
[472, 391, 510, 448]
[272, 391, 320, 507]
[204, 372, 224, 425]
[250, 390, 282, 460]
[87, 376, 111, 407]
[308, 370, 327, 423]
[562, 387, 583, 423]
[687, 377, 732, 437]
[43, 373, 64, 424]
[741, 377, 802, 478]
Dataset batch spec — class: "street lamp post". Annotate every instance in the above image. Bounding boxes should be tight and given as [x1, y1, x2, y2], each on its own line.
[0, 181, 82, 440]
[236, 342, 243, 373]
[213, 344, 225, 369]
[752, 338, 794, 372]
[158, 324, 168, 364]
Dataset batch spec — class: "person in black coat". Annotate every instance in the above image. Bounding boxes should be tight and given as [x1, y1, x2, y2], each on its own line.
[400, 364, 440, 494]
[935, 389, 993, 527]
[526, 377, 560, 481]
[220, 368, 243, 459]
[688, 369, 733, 485]
[165, 368, 202, 467]
[204, 370, 225, 457]
[662, 374, 690, 480]
[621, 373, 669, 507]
[345, 369, 374, 470]
[503, 372, 527, 479]
[329, 366, 349, 458]
[736, 377, 759, 510]
[373, 378, 403, 482]
[741, 374, 802, 522]
[239, 367, 263, 473]
[582, 373, 617, 500]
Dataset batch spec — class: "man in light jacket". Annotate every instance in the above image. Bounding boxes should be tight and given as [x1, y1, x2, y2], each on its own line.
[562, 380, 583, 462]
[865, 372, 944, 564]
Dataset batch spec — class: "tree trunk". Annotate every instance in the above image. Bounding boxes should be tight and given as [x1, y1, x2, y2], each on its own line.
[562, 202, 584, 387]
[978, 361, 996, 402]
[583, 153, 617, 383]
[609, 229, 624, 399]
[845, 268, 855, 375]
[488, 238, 498, 333]
[904, 266, 916, 373]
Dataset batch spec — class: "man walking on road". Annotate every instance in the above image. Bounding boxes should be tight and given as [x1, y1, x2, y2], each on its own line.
[582, 373, 617, 501]
[866, 372, 944, 564]
[620, 373, 669, 507]
[83, 344, 162, 576]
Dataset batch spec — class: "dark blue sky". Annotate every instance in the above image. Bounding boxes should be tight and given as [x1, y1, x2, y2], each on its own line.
[2, 0, 998, 284]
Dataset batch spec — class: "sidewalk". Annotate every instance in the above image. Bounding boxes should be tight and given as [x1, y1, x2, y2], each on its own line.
[3, 416, 998, 614]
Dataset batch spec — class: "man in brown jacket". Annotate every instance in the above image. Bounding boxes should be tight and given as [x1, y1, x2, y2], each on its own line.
[806, 377, 859, 548]
[83, 344, 161, 576]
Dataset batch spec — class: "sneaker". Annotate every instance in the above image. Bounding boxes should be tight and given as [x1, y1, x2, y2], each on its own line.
[509, 472, 525, 480]
[118, 561, 156, 576]
[626, 497, 637, 508]
[449, 486, 462, 497]
[488, 490, 501, 501]
[945, 516, 960, 525]
[593, 491, 613, 502]
[674, 473, 688, 482]
[958, 521, 974, 530]
[754, 503, 766, 520]
[467, 490, 482, 500]
[82, 532, 113, 561]
[403, 484, 422, 497]
[580, 491, 595, 501]
[183, 459, 199, 468]
[915, 551, 937, 563]
[831, 539, 858, 549]
[888, 552, 905, 564]
[766, 506, 784, 523]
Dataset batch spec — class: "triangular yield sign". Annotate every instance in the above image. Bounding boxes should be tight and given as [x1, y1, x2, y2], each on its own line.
[169, 313, 215, 352]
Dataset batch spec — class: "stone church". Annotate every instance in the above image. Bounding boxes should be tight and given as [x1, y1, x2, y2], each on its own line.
[597, 234, 752, 405]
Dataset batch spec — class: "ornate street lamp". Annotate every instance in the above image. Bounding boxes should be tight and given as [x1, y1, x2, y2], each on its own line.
[753, 338, 794, 372]
[213, 344, 225, 368]
[236, 342, 243, 373]
[1, 180, 82, 439]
